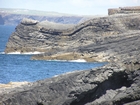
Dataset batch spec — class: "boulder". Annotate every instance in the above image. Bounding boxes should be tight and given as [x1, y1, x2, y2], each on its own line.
[21, 18, 39, 25]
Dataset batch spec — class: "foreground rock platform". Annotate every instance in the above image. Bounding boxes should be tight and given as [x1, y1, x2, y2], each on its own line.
[1, 13, 140, 104]
[0, 63, 140, 105]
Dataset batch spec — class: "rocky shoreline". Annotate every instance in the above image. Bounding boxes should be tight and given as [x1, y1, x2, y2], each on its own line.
[0, 82, 30, 94]
[0, 63, 140, 105]
[0, 12, 140, 104]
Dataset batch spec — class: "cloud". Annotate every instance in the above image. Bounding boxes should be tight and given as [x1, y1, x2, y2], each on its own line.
[133, 0, 138, 3]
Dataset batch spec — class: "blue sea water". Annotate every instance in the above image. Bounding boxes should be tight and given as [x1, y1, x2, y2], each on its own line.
[0, 25, 15, 52]
[0, 25, 107, 84]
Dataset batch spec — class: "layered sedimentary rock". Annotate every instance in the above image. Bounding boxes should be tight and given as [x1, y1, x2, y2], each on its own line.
[108, 6, 140, 15]
[5, 14, 140, 62]
[1, 13, 140, 105]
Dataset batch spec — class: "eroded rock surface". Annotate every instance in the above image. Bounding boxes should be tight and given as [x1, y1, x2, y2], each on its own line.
[0, 63, 140, 105]
[1, 13, 140, 105]
[5, 14, 140, 62]
[21, 18, 39, 25]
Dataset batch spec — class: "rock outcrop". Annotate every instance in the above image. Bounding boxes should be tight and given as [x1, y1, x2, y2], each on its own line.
[0, 63, 140, 105]
[5, 13, 140, 62]
[1, 12, 140, 105]
[108, 6, 140, 15]
[21, 18, 39, 25]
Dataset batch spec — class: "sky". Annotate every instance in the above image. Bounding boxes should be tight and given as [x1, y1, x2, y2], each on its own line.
[0, 0, 140, 15]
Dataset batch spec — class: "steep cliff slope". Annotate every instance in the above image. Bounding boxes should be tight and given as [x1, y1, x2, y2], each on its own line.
[5, 14, 140, 62]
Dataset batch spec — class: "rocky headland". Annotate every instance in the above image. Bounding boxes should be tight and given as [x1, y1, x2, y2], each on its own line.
[5, 13, 140, 63]
[1, 11, 140, 105]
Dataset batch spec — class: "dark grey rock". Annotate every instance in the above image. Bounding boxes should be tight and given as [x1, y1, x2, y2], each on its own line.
[5, 14, 140, 60]
[0, 64, 140, 105]
[1, 13, 140, 105]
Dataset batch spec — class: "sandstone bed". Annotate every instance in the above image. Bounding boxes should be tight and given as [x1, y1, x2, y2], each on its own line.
[1, 13, 140, 105]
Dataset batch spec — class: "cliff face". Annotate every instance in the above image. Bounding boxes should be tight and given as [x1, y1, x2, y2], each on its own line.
[5, 14, 140, 62]
[1, 13, 140, 105]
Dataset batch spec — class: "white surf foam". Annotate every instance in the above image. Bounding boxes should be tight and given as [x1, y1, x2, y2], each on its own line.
[47, 59, 67, 62]
[7, 51, 21, 54]
[0, 52, 5, 54]
[22, 51, 44, 55]
[7, 51, 44, 55]
[47, 59, 87, 62]
[69, 59, 87, 62]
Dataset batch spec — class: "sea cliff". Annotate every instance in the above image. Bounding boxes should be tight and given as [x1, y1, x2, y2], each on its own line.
[5, 13, 140, 63]
[1, 12, 140, 105]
